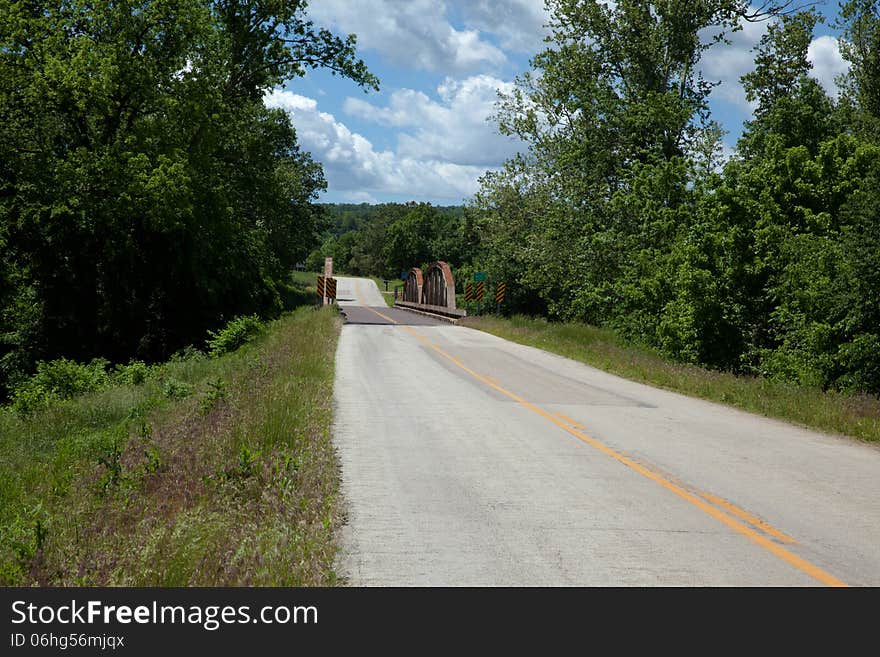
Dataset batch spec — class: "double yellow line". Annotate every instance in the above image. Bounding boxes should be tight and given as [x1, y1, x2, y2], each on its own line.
[366, 306, 847, 587]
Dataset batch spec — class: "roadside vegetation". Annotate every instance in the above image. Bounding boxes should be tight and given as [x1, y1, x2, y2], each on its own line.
[308, 3, 880, 406]
[0, 1, 376, 403]
[295, 270, 395, 307]
[366, 276, 396, 307]
[291, 270, 320, 298]
[0, 0, 375, 586]
[0, 304, 343, 585]
[464, 315, 880, 443]
[305, 203, 474, 284]
[464, 2, 880, 400]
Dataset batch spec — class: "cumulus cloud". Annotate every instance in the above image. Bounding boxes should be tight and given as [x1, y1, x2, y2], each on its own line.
[343, 75, 520, 166]
[265, 89, 493, 201]
[459, 0, 551, 54]
[307, 0, 507, 74]
[700, 16, 769, 112]
[275, 3, 855, 203]
[807, 35, 850, 99]
[701, 16, 852, 112]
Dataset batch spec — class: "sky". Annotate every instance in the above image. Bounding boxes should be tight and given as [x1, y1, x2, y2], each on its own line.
[264, 1, 852, 206]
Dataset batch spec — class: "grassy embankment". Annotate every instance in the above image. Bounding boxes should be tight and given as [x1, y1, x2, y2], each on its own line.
[369, 276, 398, 307]
[462, 315, 880, 443]
[0, 277, 343, 585]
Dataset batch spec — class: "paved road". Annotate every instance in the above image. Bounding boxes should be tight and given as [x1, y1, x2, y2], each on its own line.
[332, 277, 880, 586]
[334, 276, 444, 326]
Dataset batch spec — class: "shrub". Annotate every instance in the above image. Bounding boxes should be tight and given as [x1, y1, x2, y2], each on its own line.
[170, 346, 205, 363]
[162, 378, 192, 400]
[836, 334, 880, 395]
[199, 378, 227, 414]
[206, 315, 264, 357]
[113, 361, 151, 386]
[11, 358, 109, 415]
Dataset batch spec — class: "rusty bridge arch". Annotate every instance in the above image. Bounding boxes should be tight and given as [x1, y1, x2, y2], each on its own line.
[403, 267, 423, 303]
[421, 261, 457, 310]
[395, 260, 465, 320]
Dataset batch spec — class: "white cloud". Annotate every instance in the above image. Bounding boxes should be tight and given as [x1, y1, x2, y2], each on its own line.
[265, 89, 493, 201]
[340, 190, 379, 204]
[700, 16, 770, 112]
[343, 75, 520, 166]
[702, 16, 852, 113]
[459, 0, 551, 53]
[807, 36, 850, 99]
[307, 0, 507, 74]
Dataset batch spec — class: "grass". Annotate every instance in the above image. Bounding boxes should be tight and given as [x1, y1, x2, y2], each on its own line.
[461, 314, 880, 443]
[368, 276, 398, 307]
[0, 305, 343, 585]
[290, 270, 320, 300]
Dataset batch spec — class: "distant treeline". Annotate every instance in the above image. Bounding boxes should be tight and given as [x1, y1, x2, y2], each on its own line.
[306, 202, 478, 282]
[0, 1, 377, 400]
[317, 3, 880, 396]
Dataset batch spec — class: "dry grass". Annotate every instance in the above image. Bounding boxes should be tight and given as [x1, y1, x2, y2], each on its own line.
[463, 315, 880, 443]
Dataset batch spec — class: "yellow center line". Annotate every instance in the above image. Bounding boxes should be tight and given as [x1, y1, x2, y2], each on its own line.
[555, 411, 587, 429]
[700, 492, 798, 545]
[363, 305, 847, 587]
[619, 454, 798, 545]
[367, 307, 396, 323]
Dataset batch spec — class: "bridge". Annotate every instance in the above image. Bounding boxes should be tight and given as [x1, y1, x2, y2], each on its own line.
[393, 260, 467, 322]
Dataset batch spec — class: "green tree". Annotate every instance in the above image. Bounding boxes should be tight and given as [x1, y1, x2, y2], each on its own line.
[740, 10, 837, 157]
[690, 8, 880, 392]
[472, 0, 878, 387]
[383, 203, 440, 275]
[0, 0, 377, 398]
[837, 0, 880, 139]
[475, 0, 780, 326]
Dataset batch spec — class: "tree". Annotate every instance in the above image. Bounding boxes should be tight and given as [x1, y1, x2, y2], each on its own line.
[476, 0, 777, 326]
[383, 203, 442, 275]
[472, 0, 880, 391]
[739, 10, 836, 157]
[692, 8, 880, 391]
[0, 0, 377, 398]
[837, 0, 880, 139]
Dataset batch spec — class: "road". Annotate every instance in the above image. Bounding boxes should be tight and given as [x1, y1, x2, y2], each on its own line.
[331, 276, 880, 586]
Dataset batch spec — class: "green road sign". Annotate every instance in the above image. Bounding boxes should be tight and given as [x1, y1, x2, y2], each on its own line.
[473, 271, 487, 282]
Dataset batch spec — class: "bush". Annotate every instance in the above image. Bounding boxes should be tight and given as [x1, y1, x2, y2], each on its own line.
[11, 358, 109, 415]
[199, 378, 226, 414]
[113, 361, 151, 386]
[9, 386, 51, 417]
[836, 334, 880, 395]
[170, 346, 205, 363]
[162, 378, 192, 400]
[206, 315, 264, 357]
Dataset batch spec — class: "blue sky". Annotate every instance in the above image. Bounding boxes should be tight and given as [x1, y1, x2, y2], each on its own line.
[265, 1, 851, 206]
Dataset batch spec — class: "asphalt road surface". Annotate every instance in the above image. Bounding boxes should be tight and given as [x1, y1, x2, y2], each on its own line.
[331, 276, 880, 586]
